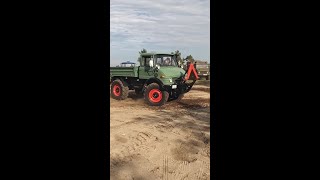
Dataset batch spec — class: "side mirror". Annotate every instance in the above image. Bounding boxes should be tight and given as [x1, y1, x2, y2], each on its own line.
[149, 59, 154, 67]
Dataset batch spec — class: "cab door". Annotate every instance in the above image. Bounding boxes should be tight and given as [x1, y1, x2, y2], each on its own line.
[138, 55, 155, 79]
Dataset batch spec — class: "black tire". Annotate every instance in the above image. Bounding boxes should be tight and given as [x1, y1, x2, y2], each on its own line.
[110, 79, 129, 100]
[144, 83, 168, 106]
[169, 93, 184, 102]
[176, 93, 184, 101]
[164, 91, 169, 102]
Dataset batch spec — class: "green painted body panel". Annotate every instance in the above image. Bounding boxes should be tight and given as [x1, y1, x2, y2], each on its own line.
[137, 66, 154, 80]
[110, 66, 185, 85]
[110, 52, 186, 86]
[157, 67, 185, 85]
[157, 67, 185, 78]
[110, 67, 138, 77]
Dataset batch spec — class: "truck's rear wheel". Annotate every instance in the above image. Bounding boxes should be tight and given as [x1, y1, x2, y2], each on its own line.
[111, 79, 129, 100]
[144, 83, 168, 106]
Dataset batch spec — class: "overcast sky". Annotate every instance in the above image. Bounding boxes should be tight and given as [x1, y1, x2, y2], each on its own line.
[110, 0, 210, 66]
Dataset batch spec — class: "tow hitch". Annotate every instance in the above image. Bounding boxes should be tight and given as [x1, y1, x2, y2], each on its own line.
[182, 62, 199, 93]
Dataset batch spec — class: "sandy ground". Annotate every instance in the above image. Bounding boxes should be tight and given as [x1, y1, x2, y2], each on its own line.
[110, 82, 210, 180]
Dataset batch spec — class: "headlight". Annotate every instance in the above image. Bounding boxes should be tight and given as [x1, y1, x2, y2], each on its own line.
[169, 79, 172, 83]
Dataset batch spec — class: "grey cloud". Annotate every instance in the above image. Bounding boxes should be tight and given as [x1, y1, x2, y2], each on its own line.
[110, 0, 210, 65]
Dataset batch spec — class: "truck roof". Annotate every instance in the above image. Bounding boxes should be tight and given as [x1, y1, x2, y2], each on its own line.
[140, 52, 173, 56]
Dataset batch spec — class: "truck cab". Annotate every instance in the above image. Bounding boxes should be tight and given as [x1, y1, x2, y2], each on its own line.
[138, 52, 185, 86]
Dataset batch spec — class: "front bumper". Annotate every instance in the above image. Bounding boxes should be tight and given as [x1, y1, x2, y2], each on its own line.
[163, 80, 195, 94]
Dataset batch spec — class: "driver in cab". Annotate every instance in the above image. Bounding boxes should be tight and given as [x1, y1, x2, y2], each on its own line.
[164, 57, 171, 66]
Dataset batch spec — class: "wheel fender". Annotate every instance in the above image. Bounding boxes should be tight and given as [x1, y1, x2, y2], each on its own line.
[111, 77, 128, 86]
[143, 78, 164, 92]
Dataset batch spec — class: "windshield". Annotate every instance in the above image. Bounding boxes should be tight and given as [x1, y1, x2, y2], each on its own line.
[155, 55, 177, 66]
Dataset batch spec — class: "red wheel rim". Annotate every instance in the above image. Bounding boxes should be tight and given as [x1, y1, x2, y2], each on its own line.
[148, 89, 162, 103]
[113, 84, 121, 96]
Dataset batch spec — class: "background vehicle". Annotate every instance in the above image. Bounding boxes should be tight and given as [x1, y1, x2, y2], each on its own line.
[195, 60, 210, 80]
[119, 61, 136, 67]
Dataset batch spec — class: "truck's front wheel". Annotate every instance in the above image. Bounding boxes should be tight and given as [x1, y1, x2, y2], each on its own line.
[170, 93, 184, 102]
[111, 79, 129, 100]
[144, 83, 168, 106]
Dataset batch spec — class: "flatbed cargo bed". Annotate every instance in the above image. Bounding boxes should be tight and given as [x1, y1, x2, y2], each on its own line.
[110, 66, 138, 77]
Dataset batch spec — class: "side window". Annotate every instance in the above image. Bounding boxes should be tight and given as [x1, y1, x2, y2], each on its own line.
[156, 57, 162, 65]
[140, 57, 145, 66]
[144, 56, 151, 67]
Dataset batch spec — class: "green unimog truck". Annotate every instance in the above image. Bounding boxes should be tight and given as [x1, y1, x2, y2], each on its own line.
[195, 60, 210, 80]
[110, 52, 199, 106]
